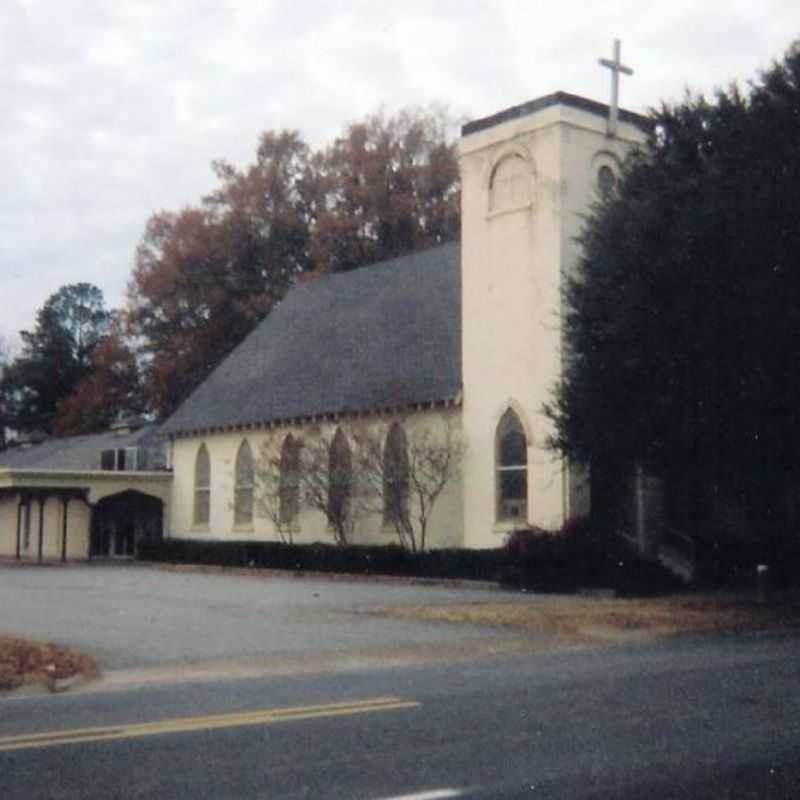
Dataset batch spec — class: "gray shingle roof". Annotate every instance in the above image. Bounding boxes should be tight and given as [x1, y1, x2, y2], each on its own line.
[0, 424, 164, 471]
[160, 242, 462, 437]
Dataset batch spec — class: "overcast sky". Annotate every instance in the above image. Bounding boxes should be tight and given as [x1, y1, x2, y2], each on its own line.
[1, 0, 797, 348]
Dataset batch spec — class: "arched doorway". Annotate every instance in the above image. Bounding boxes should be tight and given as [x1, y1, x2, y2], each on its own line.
[91, 491, 163, 558]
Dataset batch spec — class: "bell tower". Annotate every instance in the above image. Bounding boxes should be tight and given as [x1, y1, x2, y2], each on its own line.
[458, 91, 649, 548]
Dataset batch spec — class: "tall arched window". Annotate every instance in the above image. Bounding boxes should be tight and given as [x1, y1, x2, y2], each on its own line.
[194, 444, 211, 526]
[489, 154, 530, 213]
[496, 409, 528, 522]
[328, 428, 352, 528]
[383, 424, 410, 528]
[279, 434, 301, 526]
[234, 440, 254, 526]
[597, 164, 617, 199]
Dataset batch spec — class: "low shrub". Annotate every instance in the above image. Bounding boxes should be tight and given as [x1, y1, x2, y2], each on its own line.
[501, 518, 682, 596]
[137, 539, 505, 582]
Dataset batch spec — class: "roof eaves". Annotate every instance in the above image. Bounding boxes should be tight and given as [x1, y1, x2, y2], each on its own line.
[164, 392, 463, 440]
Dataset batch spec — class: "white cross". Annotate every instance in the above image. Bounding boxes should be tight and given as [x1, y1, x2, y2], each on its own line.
[598, 39, 633, 137]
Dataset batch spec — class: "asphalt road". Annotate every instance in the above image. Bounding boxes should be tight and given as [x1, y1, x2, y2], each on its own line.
[3, 629, 800, 799]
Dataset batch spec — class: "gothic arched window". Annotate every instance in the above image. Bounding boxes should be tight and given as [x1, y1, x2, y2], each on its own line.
[328, 428, 352, 528]
[597, 164, 617, 198]
[234, 440, 254, 526]
[194, 444, 211, 525]
[496, 409, 528, 522]
[279, 434, 301, 527]
[383, 424, 410, 529]
[489, 154, 530, 213]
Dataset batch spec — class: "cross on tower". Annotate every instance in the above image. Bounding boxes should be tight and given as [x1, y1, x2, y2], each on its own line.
[598, 39, 633, 137]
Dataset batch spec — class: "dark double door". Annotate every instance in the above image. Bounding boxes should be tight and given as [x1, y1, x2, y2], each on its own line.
[91, 491, 163, 558]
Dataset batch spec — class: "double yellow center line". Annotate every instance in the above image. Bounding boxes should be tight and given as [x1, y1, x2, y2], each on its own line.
[0, 696, 419, 753]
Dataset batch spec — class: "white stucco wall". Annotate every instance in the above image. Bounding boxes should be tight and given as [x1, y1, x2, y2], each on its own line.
[168, 407, 464, 549]
[459, 102, 646, 547]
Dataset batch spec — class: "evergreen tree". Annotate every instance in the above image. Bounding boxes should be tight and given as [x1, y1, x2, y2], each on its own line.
[1, 284, 110, 434]
[548, 42, 800, 553]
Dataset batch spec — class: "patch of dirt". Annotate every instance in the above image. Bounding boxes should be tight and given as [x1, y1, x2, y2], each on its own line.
[0, 636, 98, 692]
[366, 591, 800, 643]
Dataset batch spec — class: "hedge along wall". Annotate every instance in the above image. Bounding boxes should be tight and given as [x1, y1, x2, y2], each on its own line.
[137, 539, 504, 582]
[137, 529, 683, 595]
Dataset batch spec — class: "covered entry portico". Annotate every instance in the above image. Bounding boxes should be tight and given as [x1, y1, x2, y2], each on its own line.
[0, 470, 172, 563]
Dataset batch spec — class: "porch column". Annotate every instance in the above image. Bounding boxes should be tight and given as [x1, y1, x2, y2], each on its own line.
[88, 504, 96, 561]
[15, 497, 23, 561]
[61, 497, 70, 563]
[37, 495, 46, 562]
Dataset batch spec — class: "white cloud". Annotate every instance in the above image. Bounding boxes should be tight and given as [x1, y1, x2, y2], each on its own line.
[0, 0, 798, 344]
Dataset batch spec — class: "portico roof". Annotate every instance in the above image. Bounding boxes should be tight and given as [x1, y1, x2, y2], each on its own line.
[0, 468, 172, 504]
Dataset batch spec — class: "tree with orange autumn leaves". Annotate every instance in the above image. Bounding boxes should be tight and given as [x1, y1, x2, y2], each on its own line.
[4, 106, 460, 436]
[309, 106, 460, 273]
[52, 315, 144, 436]
[127, 131, 314, 417]
[127, 106, 460, 418]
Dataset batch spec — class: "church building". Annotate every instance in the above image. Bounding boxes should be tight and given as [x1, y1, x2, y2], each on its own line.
[0, 80, 652, 560]
[160, 89, 650, 551]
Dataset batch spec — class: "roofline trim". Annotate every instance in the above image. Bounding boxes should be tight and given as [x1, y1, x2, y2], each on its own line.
[163, 394, 463, 440]
[0, 468, 173, 484]
[462, 91, 652, 136]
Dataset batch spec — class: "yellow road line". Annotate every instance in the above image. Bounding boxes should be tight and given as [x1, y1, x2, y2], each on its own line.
[0, 696, 405, 743]
[0, 696, 419, 753]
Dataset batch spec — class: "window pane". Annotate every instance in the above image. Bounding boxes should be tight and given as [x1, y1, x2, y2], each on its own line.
[328, 430, 352, 522]
[501, 431, 527, 466]
[235, 441, 254, 487]
[598, 165, 617, 197]
[126, 447, 141, 470]
[383, 425, 409, 526]
[195, 446, 210, 488]
[280, 436, 300, 525]
[500, 468, 527, 500]
[495, 408, 529, 522]
[194, 489, 210, 525]
[234, 488, 253, 526]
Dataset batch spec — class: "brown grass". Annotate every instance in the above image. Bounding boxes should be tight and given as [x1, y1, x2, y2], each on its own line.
[368, 591, 800, 643]
[0, 636, 98, 692]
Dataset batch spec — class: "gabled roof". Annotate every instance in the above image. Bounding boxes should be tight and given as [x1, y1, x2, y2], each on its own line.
[160, 242, 462, 437]
[0, 424, 163, 471]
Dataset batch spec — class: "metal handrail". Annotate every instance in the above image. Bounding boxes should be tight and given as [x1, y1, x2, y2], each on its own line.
[660, 523, 696, 564]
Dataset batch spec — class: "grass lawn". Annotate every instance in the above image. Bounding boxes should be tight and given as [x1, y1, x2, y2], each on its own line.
[0, 636, 98, 692]
[368, 591, 800, 643]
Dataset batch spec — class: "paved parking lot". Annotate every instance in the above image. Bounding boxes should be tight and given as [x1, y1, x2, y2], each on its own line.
[0, 564, 517, 671]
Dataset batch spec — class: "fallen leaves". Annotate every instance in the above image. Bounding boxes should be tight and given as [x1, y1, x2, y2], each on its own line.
[367, 591, 800, 643]
[0, 636, 98, 692]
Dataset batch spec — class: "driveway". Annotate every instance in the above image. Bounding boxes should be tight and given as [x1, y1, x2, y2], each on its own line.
[0, 564, 525, 672]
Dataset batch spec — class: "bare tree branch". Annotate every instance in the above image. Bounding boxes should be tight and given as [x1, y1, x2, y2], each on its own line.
[353, 416, 463, 552]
